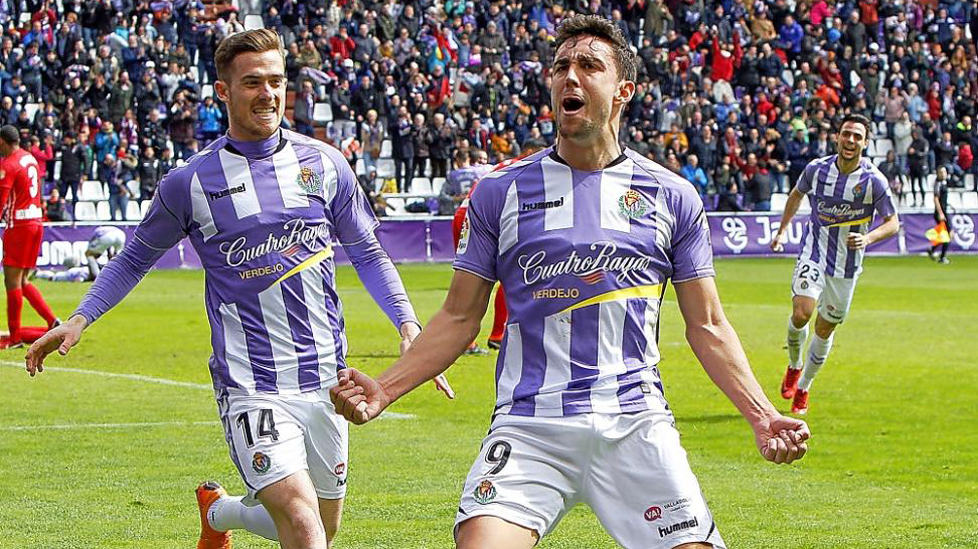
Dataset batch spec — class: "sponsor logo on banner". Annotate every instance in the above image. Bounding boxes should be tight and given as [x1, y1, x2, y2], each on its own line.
[473, 480, 497, 505]
[721, 217, 748, 253]
[951, 215, 975, 249]
[644, 506, 662, 521]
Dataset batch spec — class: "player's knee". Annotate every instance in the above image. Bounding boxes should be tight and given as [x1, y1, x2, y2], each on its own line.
[279, 503, 326, 543]
[814, 320, 837, 339]
[791, 306, 812, 328]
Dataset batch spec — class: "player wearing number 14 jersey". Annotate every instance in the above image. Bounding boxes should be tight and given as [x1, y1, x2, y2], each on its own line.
[0, 125, 58, 348]
[771, 114, 899, 414]
[332, 16, 809, 549]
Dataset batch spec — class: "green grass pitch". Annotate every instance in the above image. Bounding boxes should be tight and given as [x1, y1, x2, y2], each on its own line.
[1, 256, 976, 548]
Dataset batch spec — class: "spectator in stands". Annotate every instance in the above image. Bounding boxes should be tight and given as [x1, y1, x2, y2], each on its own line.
[745, 161, 774, 212]
[412, 113, 430, 181]
[58, 132, 84, 218]
[168, 90, 197, 160]
[908, 127, 930, 207]
[29, 135, 53, 187]
[137, 146, 161, 203]
[197, 95, 223, 146]
[715, 156, 743, 212]
[45, 187, 67, 222]
[93, 120, 119, 179]
[390, 106, 415, 193]
[878, 149, 905, 206]
[681, 154, 708, 198]
[100, 154, 128, 221]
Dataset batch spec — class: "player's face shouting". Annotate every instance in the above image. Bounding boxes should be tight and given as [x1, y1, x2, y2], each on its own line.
[836, 121, 868, 162]
[219, 49, 286, 141]
[551, 37, 623, 143]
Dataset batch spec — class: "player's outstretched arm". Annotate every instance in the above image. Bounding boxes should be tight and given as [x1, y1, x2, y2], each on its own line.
[331, 270, 494, 424]
[25, 315, 88, 376]
[674, 277, 810, 464]
[771, 188, 806, 252]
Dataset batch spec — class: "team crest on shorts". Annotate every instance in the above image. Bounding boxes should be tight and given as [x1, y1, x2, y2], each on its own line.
[252, 452, 272, 475]
[296, 167, 323, 194]
[618, 190, 648, 219]
[473, 480, 497, 505]
[800, 281, 809, 290]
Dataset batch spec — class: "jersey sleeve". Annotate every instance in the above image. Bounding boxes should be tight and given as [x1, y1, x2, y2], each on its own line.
[133, 171, 190, 250]
[872, 171, 896, 218]
[452, 176, 504, 282]
[323, 146, 379, 246]
[795, 161, 817, 194]
[669, 184, 715, 283]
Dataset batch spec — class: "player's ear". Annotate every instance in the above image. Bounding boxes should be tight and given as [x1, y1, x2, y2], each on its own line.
[615, 79, 636, 106]
[214, 80, 230, 104]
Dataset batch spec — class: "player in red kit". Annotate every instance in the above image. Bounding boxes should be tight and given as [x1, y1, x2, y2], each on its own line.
[0, 126, 58, 348]
[451, 147, 543, 349]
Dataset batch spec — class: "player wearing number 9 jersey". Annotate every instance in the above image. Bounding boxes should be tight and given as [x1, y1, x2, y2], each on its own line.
[0, 125, 59, 348]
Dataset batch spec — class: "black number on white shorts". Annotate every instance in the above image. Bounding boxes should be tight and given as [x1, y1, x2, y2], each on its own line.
[236, 409, 280, 448]
[799, 265, 819, 283]
[485, 441, 512, 474]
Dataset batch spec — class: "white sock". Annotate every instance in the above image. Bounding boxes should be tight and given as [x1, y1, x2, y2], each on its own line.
[208, 496, 279, 541]
[799, 333, 833, 392]
[786, 317, 809, 370]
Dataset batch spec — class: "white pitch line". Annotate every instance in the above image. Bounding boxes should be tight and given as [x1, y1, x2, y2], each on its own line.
[0, 360, 212, 390]
[0, 360, 417, 420]
[1, 420, 221, 432]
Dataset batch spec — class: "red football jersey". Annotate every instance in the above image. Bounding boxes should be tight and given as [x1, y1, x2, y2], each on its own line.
[0, 148, 43, 227]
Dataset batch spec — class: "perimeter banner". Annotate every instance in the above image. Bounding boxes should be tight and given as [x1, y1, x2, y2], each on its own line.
[1, 213, 973, 269]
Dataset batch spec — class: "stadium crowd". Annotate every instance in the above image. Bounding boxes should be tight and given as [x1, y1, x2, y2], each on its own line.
[1, 0, 976, 218]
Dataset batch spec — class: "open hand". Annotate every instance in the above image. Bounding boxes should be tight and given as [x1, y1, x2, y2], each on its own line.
[25, 315, 87, 376]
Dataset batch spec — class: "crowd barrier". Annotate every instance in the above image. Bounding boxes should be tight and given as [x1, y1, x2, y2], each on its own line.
[2, 211, 976, 270]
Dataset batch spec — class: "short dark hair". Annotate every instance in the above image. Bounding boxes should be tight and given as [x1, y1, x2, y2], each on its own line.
[554, 14, 637, 82]
[840, 113, 872, 137]
[215, 28, 285, 82]
[0, 125, 18, 145]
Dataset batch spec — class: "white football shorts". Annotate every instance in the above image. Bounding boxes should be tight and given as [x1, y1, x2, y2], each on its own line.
[216, 388, 348, 503]
[791, 259, 857, 324]
[455, 411, 726, 549]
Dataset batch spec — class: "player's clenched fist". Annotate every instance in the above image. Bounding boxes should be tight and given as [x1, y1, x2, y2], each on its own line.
[752, 414, 811, 465]
[330, 368, 392, 424]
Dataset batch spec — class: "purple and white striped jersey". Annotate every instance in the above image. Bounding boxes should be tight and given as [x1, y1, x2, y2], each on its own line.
[454, 147, 714, 418]
[134, 129, 384, 395]
[796, 155, 896, 279]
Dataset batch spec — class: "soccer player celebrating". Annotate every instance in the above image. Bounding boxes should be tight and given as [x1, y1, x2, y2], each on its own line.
[0, 125, 59, 348]
[332, 16, 808, 549]
[771, 114, 899, 415]
[25, 29, 451, 549]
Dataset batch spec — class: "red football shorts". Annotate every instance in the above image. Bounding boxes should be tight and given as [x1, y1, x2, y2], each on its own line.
[3, 224, 44, 269]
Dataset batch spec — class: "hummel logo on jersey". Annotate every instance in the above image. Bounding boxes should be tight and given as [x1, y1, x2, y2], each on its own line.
[658, 516, 698, 537]
[209, 183, 246, 200]
[521, 197, 564, 211]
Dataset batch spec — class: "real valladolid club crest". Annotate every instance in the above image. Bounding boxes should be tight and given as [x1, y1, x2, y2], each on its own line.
[252, 451, 272, 475]
[619, 189, 648, 219]
[852, 182, 865, 199]
[297, 167, 323, 194]
[473, 479, 497, 505]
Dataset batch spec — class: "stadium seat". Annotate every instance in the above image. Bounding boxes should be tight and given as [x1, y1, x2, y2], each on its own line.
[865, 140, 877, 157]
[73, 202, 97, 221]
[79, 180, 106, 201]
[126, 201, 143, 220]
[384, 197, 406, 216]
[380, 139, 392, 158]
[926, 174, 937, 189]
[923, 191, 934, 208]
[411, 177, 431, 194]
[96, 200, 110, 220]
[141, 200, 153, 217]
[875, 139, 893, 156]
[202, 84, 214, 99]
[376, 158, 395, 178]
[244, 14, 264, 30]
[189, 66, 199, 81]
[771, 193, 788, 211]
[355, 158, 365, 175]
[965, 174, 975, 190]
[24, 102, 40, 121]
[431, 177, 446, 194]
[961, 192, 978, 209]
[312, 103, 333, 124]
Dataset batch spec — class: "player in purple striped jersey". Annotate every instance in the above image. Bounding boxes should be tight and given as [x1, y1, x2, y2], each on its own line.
[771, 114, 899, 415]
[25, 29, 452, 549]
[332, 16, 808, 549]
